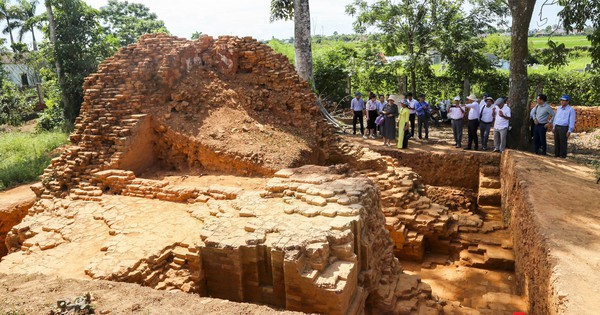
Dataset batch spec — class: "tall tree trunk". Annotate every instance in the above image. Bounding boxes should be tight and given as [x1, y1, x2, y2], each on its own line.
[30, 27, 37, 51]
[409, 41, 416, 93]
[293, 0, 314, 88]
[45, 0, 71, 122]
[5, 16, 15, 49]
[463, 76, 471, 100]
[507, 0, 536, 150]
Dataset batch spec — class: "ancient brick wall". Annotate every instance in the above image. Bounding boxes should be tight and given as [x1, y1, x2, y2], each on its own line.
[40, 33, 333, 197]
[530, 104, 600, 132]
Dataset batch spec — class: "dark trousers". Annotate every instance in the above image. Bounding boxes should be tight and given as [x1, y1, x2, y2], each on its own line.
[451, 119, 463, 147]
[554, 125, 569, 158]
[353, 110, 364, 135]
[533, 124, 548, 155]
[467, 119, 479, 149]
[480, 122, 492, 149]
[417, 114, 429, 139]
[409, 113, 416, 137]
[401, 129, 410, 148]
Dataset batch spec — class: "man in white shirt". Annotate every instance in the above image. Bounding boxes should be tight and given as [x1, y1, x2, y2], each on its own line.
[350, 92, 365, 135]
[406, 92, 418, 137]
[447, 96, 466, 148]
[465, 94, 480, 150]
[478, 96, 495, 150]
[492, 97, 511, 153]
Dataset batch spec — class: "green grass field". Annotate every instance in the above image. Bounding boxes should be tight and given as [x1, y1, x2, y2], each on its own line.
[529, 35, 591, 50]
[0, 130, 69, 190]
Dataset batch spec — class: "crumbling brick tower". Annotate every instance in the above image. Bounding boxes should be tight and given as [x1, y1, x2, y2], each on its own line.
[39, 33, 332, 198]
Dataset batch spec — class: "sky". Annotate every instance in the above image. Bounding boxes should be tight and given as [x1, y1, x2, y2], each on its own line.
[82, 0, 563, 40]
[8, 0, 564, 46]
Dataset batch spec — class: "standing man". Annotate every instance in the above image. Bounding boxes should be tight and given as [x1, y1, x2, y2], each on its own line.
[530, 94, 555, 155]
[351, 92, 365, 136]
[448, 96, 466, 148]
[479, 96, 495, 150]
[465, 94, 480, 150]
[492, 97, 511, 153]
[415, 93, 430, 140]
[406, 92, 418, 138]
[552, 94, 576, 158]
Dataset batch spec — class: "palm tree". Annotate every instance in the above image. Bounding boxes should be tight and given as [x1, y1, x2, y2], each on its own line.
[0, 0, 17, 49]
[270, 0, 314, 88]
[16, 0, 39, 50]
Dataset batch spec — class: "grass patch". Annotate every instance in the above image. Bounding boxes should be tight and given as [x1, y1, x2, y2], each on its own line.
[529, 35, 591, 50]
[0, 130, 69, 190]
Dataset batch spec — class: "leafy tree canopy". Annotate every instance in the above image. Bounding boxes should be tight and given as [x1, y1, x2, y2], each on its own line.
[99, 0, 168, 47]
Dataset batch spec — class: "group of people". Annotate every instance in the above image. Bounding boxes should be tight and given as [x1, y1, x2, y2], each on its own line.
[350, 91, 577, 157]
[350, 92, 430, 149]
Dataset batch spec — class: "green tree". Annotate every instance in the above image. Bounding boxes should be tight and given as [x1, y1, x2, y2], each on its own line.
[558, 0, 600, 69]
[270, 0, 314, 87]
[0, 1, 20, 50]
[99, 0, 168, 47]
[44, 0, 118, 124]
[346, 0, 442, 94]
[17, 0, 42, 51]
[191, 31, 202, 40]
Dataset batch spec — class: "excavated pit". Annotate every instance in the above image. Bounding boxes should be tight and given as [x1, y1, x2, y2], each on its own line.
[361, 144, 528, 313]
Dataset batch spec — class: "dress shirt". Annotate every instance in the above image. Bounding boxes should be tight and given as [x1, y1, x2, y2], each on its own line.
[407, 99, 418, 114]
[529, 102, 555, 124]
[351, 98, 364, 111]
[415, 101, 430, 116]
[466, 101, 480, 120]
[493, 105, 511, 129]
[553, 104, 576, 132]
[479, 105, 495, 123]
[377, 100, 387, 113]
[447, 104, 465, 120]
[366, 99, 378, 111]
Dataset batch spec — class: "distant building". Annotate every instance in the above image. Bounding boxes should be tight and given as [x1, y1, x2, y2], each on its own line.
[1, 56, 41, 88]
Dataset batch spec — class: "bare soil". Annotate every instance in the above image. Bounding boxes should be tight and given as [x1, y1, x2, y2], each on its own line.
[0, 273, 304, 315]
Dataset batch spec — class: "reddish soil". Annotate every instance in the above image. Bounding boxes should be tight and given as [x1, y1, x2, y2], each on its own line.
[0, 273, 305, 314]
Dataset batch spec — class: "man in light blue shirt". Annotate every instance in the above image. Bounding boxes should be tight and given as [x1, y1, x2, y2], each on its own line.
[376, 94, 387, 137]
[530, 94, 555, 155]
[350, 92, 365, 135]
[552, 94, 576, 158]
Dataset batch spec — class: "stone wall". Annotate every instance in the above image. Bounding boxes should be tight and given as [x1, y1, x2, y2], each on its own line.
[39, 33, 333, 198]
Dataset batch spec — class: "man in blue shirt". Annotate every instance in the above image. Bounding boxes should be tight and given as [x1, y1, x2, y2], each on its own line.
[552, 94, 576, 158]
[530, 94, 555, 155]
[350, 92, 365, 135]
[415, 93, 430, 140]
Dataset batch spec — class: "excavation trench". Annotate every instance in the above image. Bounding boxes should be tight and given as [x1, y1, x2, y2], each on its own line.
[372, 147, 529, 313]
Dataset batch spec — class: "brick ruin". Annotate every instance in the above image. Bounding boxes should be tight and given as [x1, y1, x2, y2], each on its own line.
[0, 34, 530, 314]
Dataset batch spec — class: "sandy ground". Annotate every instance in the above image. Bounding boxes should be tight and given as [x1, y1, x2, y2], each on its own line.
[0, 273, 305, 315]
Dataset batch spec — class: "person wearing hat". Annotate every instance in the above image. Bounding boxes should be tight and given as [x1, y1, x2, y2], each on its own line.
[415, 93, 431, 140]
[479, 96, 495, 150]
[530, 94, 555, 155]
[552, 94, 576, 158]
[350, 92, 365, 136]
[381, 95, 399, 146]
[447, 96, 466, 148]
[397, 97, 411, 149]
[465, 94, 481, 150]
[492, 97, 511, 153]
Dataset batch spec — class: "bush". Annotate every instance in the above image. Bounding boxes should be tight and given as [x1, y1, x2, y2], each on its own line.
[0, 82, 35, 126]
[0, 130, 68, 190]
[37, 102, 67, 131]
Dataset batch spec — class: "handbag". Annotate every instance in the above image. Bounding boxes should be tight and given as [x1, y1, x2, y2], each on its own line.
[375, 115, 385, 126]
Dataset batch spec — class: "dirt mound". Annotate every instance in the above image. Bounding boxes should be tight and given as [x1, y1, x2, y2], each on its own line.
[40, 33, 332, 197]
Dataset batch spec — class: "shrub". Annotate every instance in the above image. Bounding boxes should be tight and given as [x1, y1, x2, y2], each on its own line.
[0, 82, 35, 126]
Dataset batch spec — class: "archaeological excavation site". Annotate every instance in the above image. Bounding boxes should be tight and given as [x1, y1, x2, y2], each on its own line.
[1, 34, 599, 315]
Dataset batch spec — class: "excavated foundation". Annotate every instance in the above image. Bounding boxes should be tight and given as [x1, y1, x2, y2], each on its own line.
[367, 145, 528, 313]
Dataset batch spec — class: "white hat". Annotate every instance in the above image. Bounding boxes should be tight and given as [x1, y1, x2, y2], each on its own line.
[467, 94, 478, 101]
[388, 94, 400, 103]
[453, 96, 461, 101]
